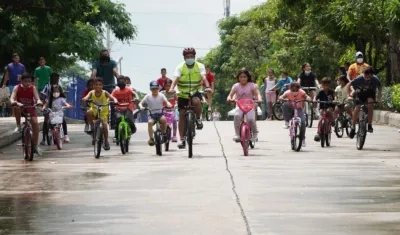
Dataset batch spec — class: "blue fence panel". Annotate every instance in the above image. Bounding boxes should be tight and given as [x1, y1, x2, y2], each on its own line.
[65, 76, 87, 120]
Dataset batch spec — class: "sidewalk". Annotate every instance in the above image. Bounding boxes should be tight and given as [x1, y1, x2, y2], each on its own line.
[374, 110, 400, 128]
[0, 117, 44, 149]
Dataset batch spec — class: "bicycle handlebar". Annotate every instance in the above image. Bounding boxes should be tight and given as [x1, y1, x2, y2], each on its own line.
[141, 107, 166, 116]
[13, 103, 42, 108]
[86, 100, 113, 107]
[301, 87, 318, 90]
[280, 99, 311, 104]
[113, 100, 137, 107]
[175, 90, 205, 95]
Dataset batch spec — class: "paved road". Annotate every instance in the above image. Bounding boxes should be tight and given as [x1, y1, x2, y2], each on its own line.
[0, 121, 400, 234]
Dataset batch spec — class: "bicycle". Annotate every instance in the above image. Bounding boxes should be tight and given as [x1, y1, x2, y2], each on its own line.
[176, 90, 205, 158]
[315, 101, 335, 148]
[301, 87, 318, 128]
[271, 84, 289, 121]
[142, 108, 166, 156]
[16, 104, 40, 161]
[87, 100, 112, 158]
[201, 101, 212, 121]
[235, 99, 258, 156]
[355, 99, 376, 150]
[334, 100, 351, 138]
[44, 107, 68, 150]
[282, 99, 308, 152]
[114, 101, 135, 154]
[163, 108, 175, 151]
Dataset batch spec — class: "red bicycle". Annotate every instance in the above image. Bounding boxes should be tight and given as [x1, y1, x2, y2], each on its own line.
[315, 101, 336, 147]
[16, 104, 40, 161]
[236, 99, 258, 156]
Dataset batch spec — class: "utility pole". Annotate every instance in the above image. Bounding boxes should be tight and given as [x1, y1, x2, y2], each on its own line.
[118, 57, 123, 75]
[106, 24, 111, 53]
[223, 0, 230, 17]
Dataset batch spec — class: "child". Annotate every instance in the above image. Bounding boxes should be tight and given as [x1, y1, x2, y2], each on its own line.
[42, 85, 72, 142]
[111, 76, 138, 143]
[81, 78, 94, 132]
[334, 75, 352, 119]
[10, 73, 43, 155]
[161, 79, 178, 142]
[263, 69, 277, 120]
[313, 77, 335, 142]
[278, 82, 311, 146]
[124, 76, 137, 92]
[227, 69, 262, 142]
[269, 71, 293, 94]
[40, 73, 60, 144]
[138, 81, 172, 146]
[82, 77, 118, 150]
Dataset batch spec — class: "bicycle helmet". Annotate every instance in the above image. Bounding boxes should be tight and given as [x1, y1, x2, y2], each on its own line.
[182, 48, 196, 56]
[150, 80, 159, 89]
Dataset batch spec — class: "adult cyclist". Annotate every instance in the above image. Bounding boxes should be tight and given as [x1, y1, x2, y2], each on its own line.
[297, 63, 320, 118]
[169, 48, 211, 149]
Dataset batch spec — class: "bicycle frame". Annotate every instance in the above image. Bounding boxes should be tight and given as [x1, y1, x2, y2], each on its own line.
[116, 109, 131, 140]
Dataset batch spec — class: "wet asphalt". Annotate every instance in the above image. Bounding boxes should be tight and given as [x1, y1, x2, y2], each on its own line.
[0, 121, 400, 235]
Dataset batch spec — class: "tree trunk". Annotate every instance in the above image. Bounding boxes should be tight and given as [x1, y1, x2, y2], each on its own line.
[388, 29, 400, 84]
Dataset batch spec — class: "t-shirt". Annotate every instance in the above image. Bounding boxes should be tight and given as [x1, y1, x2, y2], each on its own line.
[283, 89, 306, 108]
[49, 97, 67, 112]
[202, 72, 215, 86]
[142, 93, 167, 113]
[34, 66, 52, 90]
[276, 77, 293, 92]
[335, 85, 347, 103]
[350, 75, 381, 98]
[111, 88, 134, 111]
[316, 89, 335, 109]
[174, 62, 206, 77]
[348, 63, 369, 81]
[157, 77, 169, 89]
[7, 63, 25, 86]
[264, 77, 276, 91]
[231, 82, 256, 100]
[298, 72, 317, 87]
[92, 60, 118, 89]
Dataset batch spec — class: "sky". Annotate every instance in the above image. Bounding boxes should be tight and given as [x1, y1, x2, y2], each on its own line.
[83, 0, 264, 92]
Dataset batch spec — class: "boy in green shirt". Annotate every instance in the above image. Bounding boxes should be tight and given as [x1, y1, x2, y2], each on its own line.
[34, 57, 52, 92]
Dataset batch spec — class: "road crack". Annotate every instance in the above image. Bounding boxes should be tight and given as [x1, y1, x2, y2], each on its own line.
[213, 121, 252, 235]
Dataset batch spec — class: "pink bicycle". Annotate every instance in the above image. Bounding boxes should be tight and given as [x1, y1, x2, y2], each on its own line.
[282, 99, 308, 152]
[163, 110, 175, 151]
[236, 99, 257, 156]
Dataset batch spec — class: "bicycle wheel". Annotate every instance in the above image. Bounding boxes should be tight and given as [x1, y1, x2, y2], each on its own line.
[94, 124, 103, 158]
[119, 125, 127, 154]
[272, 102, 284, 121]
[293, 122, 304, 152]
[240, 122, 250, 156]
[186, 112, 194, 158]
[344, 118, 351, 137]
[308, 104, 314, 128]
[154, 130, 162, 156]
[334, 118, 344, 138]
[319, 119, 326, 148]
[45, 123, 52, 146]
[165, 126, 171, 151]
[356, 119, 367, 150]
[23, 128, 35, 161]
[206, 110, 212, 121]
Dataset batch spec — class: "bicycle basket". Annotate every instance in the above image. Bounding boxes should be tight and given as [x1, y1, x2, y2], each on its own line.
[237, 99, 254, 114]
[49, 110, 64, 124]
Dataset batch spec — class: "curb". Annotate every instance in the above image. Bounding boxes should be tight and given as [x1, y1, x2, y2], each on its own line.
[373, 110, 400, 128]
[0, 122, 44, 149]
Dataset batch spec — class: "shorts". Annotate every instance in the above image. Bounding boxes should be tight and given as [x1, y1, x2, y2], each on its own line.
[354, 91, 375, 106]
[266, 91, 276, 102]
[148, 112, 164, 122]
[89, 108, 108, 123]
[21, 107, 38, 118]
[177, 93, 203, 110]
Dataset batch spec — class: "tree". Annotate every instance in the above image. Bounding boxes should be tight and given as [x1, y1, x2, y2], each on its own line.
[0, 0, 137, 72]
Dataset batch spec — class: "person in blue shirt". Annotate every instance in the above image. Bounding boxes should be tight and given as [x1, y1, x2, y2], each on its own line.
[269, 71, 293, 94]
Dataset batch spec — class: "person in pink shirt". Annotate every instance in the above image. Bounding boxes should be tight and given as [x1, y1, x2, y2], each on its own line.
[227, 69, 262, 142]
[278, 82, 312, 146]
[157, 68, 169, 90]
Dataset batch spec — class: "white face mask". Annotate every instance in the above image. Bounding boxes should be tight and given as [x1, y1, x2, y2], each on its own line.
[357, 58, 363, 63]
[292, 91, 298, 96]
[304, 71, 311, 75]
[53, 92, 60, 98]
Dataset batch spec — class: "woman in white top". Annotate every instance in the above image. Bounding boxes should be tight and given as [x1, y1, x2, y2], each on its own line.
[262, 69, 277, 120]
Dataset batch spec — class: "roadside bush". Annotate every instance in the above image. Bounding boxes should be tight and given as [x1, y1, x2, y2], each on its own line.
[392, 84, 400, 111]
[381, 86, 394, 110]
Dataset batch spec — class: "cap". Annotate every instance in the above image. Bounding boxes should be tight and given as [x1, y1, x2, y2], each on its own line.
[356, 51, 363, 57]
[149, 80, 159, 89]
